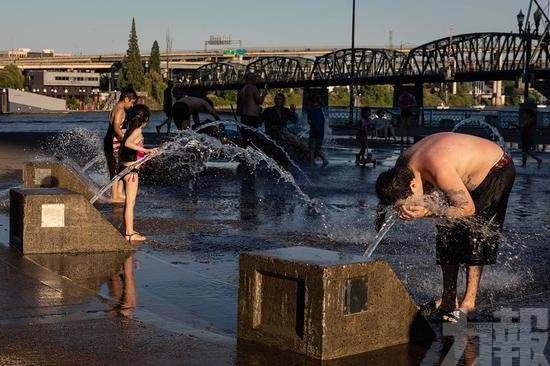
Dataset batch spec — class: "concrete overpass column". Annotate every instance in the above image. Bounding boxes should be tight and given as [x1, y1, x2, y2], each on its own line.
[491, 80, 503, 106]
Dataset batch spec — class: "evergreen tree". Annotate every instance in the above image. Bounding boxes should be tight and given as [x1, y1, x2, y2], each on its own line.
[149, 40, 161, 75]
[0, 64, 24, 89]
[118, 18, 145, 91]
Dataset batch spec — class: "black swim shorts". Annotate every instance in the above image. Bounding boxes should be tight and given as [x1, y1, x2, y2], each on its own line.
[436, 154, 516, 265]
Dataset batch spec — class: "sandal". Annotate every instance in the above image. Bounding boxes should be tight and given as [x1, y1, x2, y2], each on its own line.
[441, 308, 465, 323]
[124, 232, 146, 242]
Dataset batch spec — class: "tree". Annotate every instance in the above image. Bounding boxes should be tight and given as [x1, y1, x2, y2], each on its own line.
[118, 18, 145, 91]
[149, 40, 161, 75]
[144, 71, 165, 104]
[0, 64, 24, 89]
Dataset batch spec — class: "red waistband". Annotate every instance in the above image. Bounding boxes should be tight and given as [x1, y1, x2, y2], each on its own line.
[489, 153, 512, 174]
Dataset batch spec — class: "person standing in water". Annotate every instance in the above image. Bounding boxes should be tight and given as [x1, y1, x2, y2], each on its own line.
[118, 104, 158, 242]
[375, 132, 515, 322]
[104, 88, 137, 203]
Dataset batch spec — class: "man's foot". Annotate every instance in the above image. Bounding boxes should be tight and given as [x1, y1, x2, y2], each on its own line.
[442, 303, 476, 323]
[155, 125, 161, 136]
[441, 308, 466, 323]
[420, 298, 458, 317]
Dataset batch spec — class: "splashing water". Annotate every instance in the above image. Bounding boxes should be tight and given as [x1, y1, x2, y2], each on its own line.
[82, 155, 105, 173]
[89, 154, 154, 204]
[363, 210, 398, 257]
[452, 117, 507, 151]
[90, 129, 319, 208]
[196, 120, 311, 184]
[43, 128, 105, 167]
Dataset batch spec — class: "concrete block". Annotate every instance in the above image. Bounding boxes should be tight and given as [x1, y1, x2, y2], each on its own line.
[10, 188, 133, 254]
[23, 161, 99, 201]
[237, 246, 434, 360]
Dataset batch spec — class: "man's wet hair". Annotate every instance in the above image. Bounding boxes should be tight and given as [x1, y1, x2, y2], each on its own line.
[375, 165, 415, 206]
[118, 87, 138, 102]
[361, 107, 370, 118]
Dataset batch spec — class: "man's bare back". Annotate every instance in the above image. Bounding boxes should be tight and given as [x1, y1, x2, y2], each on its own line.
[403, 132, 504, 192]
[240, 84, 263, 117]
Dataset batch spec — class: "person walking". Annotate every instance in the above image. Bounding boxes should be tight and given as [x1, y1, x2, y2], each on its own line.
[518, 108, 542, 168]
[156, 80, 174, 135]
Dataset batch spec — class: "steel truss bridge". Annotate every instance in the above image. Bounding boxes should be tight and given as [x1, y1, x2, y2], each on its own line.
[183, 32, 550, 91]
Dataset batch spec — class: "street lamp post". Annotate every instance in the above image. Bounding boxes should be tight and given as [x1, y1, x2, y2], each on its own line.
[518, 6, 542, 102]
[349, 0, 356, 126]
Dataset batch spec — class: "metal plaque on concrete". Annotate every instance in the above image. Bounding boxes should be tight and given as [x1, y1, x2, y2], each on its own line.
[41, 203, 65, 227]
[34, 168, 52, 186]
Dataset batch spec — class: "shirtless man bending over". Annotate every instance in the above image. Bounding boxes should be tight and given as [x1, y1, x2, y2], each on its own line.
[376, 132, 515, 322]
[172, 96, 220, 130]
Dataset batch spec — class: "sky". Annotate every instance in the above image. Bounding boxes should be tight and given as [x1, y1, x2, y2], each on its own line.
[0, 0, 536, 55]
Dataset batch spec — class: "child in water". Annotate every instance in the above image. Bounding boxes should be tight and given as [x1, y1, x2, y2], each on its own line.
[306, 94, 329, 166]
[118, 104, 158, 242]
[356, 107, 371, 164]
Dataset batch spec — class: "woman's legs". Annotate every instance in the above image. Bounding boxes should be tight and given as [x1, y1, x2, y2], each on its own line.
[123, 173, 144, 241]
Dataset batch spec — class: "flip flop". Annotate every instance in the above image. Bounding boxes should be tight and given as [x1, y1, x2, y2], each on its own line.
[124, 232, 146, 242]
[442, 308, 466, 323]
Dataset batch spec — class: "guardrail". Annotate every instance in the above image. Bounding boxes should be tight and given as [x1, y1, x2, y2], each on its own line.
[325, 107, 550, 129]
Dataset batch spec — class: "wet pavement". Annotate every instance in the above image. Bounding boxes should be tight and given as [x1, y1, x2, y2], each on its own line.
[0, 130, 549, 365]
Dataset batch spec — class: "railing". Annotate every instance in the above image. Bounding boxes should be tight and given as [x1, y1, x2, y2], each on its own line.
[325, 106, 550, 129]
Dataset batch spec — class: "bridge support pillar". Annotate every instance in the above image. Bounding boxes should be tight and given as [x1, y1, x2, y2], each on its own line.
[492, 80, 503, 106]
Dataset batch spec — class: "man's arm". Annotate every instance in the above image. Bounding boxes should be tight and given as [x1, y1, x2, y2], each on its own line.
[399, 163, 475, 220]
[252, 85, 266, 105]
[112, 109, 126, 140]
[431, 167, 475, 218]
[286, 107, 298, 123]
[203, 102, 221, 121]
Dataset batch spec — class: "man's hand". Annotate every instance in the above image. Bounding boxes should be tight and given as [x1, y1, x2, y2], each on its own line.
[398, 204, 430, 221]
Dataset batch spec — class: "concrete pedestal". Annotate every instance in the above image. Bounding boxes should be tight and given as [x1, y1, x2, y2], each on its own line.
[10, 188, 132, 254]
[23, 161, 99, 202]
[237, 246, 433, 360]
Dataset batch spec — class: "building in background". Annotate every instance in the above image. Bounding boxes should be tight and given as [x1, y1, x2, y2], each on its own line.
[27, 70, 101, 102]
